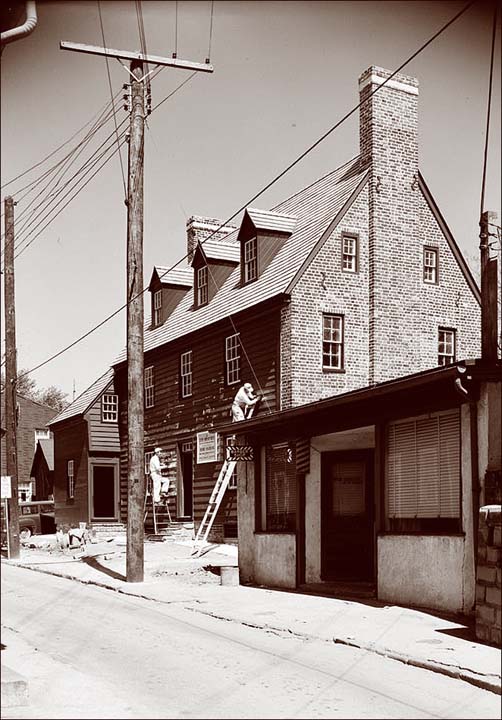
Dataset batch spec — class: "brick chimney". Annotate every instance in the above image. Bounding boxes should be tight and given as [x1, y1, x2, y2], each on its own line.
[186, 216, 237, 263]
[359, 66, 422, 384]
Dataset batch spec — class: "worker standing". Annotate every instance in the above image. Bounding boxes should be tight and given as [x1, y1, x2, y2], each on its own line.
[232, 382, 261, 421]
[149, 447, 166, 503]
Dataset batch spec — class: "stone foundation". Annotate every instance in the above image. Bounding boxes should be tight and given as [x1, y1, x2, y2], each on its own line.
[475, 505, 501, 646]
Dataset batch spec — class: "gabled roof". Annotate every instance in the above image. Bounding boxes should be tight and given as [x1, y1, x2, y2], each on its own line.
[49, 368, 114, 426]
[31, 438, 54, 474]
[114, 155, 367, 364]
[244, 208, 298, 235]
[193, 238, 240, 264]
[150, 266, 193, 289]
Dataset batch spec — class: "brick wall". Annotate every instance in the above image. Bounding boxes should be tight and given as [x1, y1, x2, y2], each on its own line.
[186, 216, 237, 263]
[475, 505, 501, 646]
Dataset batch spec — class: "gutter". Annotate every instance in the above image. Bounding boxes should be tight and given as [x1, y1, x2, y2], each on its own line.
[1, 1, 37, 48]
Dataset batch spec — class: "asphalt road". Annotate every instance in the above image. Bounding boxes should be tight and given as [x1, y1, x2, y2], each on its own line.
[1, 564, 500, 719]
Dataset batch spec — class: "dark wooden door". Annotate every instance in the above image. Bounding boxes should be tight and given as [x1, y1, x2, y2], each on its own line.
[321, 451, 374, 581]
[180, 445, 193, 518]
[92, 465, 116, 520]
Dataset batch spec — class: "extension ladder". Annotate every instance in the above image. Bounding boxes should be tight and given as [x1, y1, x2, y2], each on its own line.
[192, 458, 237, 556]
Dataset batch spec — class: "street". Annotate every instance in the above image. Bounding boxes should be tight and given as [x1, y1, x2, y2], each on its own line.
[2, 564, 500, 719]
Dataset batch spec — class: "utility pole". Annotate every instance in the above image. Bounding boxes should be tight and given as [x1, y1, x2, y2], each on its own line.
[60, 40, 213, 582]
[3, 196, 20, 559]
[479, 210, 498, 360]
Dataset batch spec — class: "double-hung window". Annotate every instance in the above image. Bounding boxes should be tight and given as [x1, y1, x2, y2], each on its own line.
[243, 238, 257, 283]
[438, 328, 456, 366]
[102, 393, 118, 423]
[180, 351, 193, 398]
[197, 266, 208, 306]
[225, 333, 241, 385]
[67, 460, 75, 499]
[386, 409, 461, 533]
[145, 366, 155, 408]
[153, 289, 162, 326]
[322, 314, 344, 371]
[342, 234, 358, 272]
[423, 247, 439, 284]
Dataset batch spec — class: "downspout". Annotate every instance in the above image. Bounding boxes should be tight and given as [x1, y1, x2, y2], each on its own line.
[1, 1, 37, 49]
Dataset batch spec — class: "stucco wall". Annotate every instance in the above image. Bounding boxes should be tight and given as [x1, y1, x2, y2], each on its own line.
[378, 535, 467, 613]
[254, 534, 296, 589]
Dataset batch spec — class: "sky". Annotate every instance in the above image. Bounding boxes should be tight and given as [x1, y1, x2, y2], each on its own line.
[1, 0, 501, 403]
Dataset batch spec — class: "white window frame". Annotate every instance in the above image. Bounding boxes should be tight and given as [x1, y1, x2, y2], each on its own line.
[144, 451, 154, 475]
[423, 247, 439, 284]
[180, 350, 193, 398]
[386, 409, 460, 522]
[145, 366, 155, 408]
[34, 428, 51, 447]
[243, 237, 257, 283]
[153, 289, 162, 326]
[67, 460, 75, 499]
[322, 314, 344, 371]
[225, 333, 241, 385]
[197, 265, 208, 306]
[438, 328, 456, 366]
[342, 234, 358, 273]
[101, 393, 118, 423]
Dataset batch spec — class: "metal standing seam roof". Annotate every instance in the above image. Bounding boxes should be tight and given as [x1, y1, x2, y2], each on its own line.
[48, 368, 115, 425]
[114, 155, 367, 365]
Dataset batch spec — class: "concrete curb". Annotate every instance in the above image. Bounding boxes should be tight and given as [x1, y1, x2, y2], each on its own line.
[9, 560, 502, 696]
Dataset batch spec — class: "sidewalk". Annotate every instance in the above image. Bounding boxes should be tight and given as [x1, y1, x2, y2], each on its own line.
[3, 534, 501, 696]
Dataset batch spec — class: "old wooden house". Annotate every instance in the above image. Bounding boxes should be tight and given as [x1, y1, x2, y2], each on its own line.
[48, 369, 121, 531]
[111, 66, 481, 542]
[0, 392, 57, 502]
[30, 438, 54, 501]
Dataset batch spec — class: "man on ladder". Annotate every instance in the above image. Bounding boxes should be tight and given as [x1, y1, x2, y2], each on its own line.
[149, 447, 167, 503]
[231, 382, 261, 422]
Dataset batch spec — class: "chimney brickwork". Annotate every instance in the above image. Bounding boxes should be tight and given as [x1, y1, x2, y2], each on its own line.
[186, 216, 237, 264]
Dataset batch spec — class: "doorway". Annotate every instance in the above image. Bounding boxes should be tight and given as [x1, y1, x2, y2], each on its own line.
[321, 450, 374, 581]
[91, 464, 117, 520]
[178, 441, 193, 519]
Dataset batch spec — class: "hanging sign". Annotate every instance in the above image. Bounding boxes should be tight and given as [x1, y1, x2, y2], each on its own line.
[1, 476, 12, 499]
[196, 432, 219, 464]
[226, 445, 254, 462]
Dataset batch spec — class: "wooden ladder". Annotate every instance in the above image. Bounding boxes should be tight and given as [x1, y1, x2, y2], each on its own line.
[192, 458, 236, 556]
[144, 477, 171, 536]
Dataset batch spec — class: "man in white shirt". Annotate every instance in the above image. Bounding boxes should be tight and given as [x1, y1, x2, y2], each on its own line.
[232, 382, 261, 422]
[149, 447, 166, 503]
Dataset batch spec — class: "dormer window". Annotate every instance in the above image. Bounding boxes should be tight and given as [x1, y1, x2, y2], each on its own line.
[197, 265, 208, 306]
[153, 289, 162, 326]
[243, 238, 257, 283]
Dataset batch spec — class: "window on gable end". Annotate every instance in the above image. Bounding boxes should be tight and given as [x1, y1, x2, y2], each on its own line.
[423, 247, 439, 284]
[322, 314, 344, 371]
[342, 233, 358, 273]
[243, 237, 258, 283]
[438, 328, 456, 366]
[102, 394, 118, 423]
[153, 289, 162, 326]
[197, 265, 208, 307]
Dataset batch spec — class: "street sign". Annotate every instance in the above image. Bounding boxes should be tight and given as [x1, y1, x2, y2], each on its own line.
[226, 445, 254, 462]
[1, 476, 12, 499]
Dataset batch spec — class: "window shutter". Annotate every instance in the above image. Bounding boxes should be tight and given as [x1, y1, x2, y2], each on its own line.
[416, 417, 439, 517]
[439, 411, 460, 517]
[387, 421, 416, 518]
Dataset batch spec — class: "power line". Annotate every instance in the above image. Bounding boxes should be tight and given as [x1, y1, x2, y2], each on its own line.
[16, 0, 476, 383]
[98, 0, 127, 198]
[479, 1, 498, 216]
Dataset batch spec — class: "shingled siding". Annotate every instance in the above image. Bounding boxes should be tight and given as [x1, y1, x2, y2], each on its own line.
[116, 300, 282, 535]
[52, 418, 89, 529]
[286, 185, 370, 406]
[86, 380, 120, 453]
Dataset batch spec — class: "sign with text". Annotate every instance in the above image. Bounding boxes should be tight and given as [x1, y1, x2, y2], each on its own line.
[196, 432, 219, 464]
[226, 445, 254, 462]
[1, 476, 12, 499]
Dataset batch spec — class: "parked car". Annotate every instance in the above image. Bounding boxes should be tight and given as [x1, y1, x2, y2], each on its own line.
[19, 500, 56, 540]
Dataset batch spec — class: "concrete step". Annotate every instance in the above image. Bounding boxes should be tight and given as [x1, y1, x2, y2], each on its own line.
[1, 664, 29, 708]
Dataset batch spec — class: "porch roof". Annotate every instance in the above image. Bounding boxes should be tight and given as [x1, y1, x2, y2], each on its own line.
[217, 360, 500, 443]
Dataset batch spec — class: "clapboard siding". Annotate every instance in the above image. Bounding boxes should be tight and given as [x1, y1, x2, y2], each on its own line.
[53, 418, 89, 529]
[86, 379, 120, 452]
[116, 298, 283, 532]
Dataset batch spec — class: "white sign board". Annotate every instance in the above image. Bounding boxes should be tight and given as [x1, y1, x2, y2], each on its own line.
[1, 476, 12, 500]
[196, 432, 219, 464]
